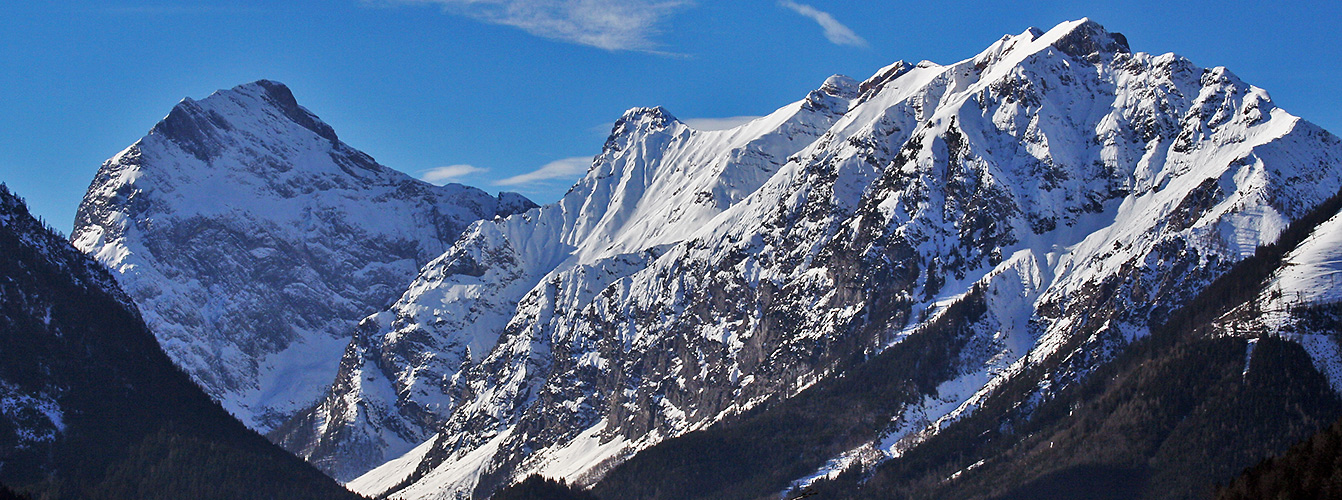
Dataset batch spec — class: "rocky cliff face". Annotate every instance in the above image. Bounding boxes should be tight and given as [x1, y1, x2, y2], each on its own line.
[324, 19, 1342, 499]
[70, 80, 534, 432]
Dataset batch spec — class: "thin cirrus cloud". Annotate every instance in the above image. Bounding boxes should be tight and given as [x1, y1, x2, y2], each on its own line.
[494, 156, 594, 186]
[383, 0, 692, 51]
[778, 1, 868, 48]
[420, 164, 489, 184]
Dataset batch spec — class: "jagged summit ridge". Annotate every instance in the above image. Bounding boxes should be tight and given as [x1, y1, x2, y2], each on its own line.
[149, 80, 338, 162]
[1052, 17, 1130, 59]
[71, 80, 536, 432]
[820, 74, 859, 99]
[59, 17, 1342, 500]
[310, 18, 1342, 500]
[277, 71, 864, 482]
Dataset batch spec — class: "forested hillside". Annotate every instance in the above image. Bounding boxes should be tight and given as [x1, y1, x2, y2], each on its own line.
[0, 184, 364, 500]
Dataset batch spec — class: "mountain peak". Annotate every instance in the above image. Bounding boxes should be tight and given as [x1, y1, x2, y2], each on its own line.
[1045, 18, 1130, 61]
[970, 19, 1129, 75]
[228, 79, 340, 143]
[73, 79, 537, 435]
[803, 74, 858, 115]
[148, 79, 339, 162]
[602, 106, 681, 153]
[245, 79, 297, 102]
[820, 74, 859, 99]
[619, 105, 680, 128]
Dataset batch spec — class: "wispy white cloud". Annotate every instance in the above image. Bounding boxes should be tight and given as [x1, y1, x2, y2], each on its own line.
[777, 1, 867, 48]
[383, 0, 693, 51]
[420, 164, 489, 184]
[494, 156, 593, 186]
[682, 115, 763, 131]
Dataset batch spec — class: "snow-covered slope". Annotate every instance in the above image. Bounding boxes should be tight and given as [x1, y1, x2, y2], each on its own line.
[277, 78, 860, 481]
[328, 19, 1342, 499]
[1232, 197, 1342, 392]
[70, 80, 535, 432]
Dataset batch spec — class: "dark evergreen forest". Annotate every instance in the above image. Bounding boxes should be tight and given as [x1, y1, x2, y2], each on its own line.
[0, 185, 364, 500]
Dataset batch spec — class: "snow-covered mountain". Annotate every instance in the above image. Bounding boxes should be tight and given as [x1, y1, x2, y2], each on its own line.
[70, 80, 535, 431]
[296, 19, 1342, 499]
[275, 75, 859, 481]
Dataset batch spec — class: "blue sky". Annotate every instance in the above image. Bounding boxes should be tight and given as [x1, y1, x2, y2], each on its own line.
[4, 1, 1339, 232]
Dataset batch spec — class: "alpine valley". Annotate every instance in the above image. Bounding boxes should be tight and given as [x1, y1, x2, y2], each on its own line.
[51, 17, 1342, 500]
